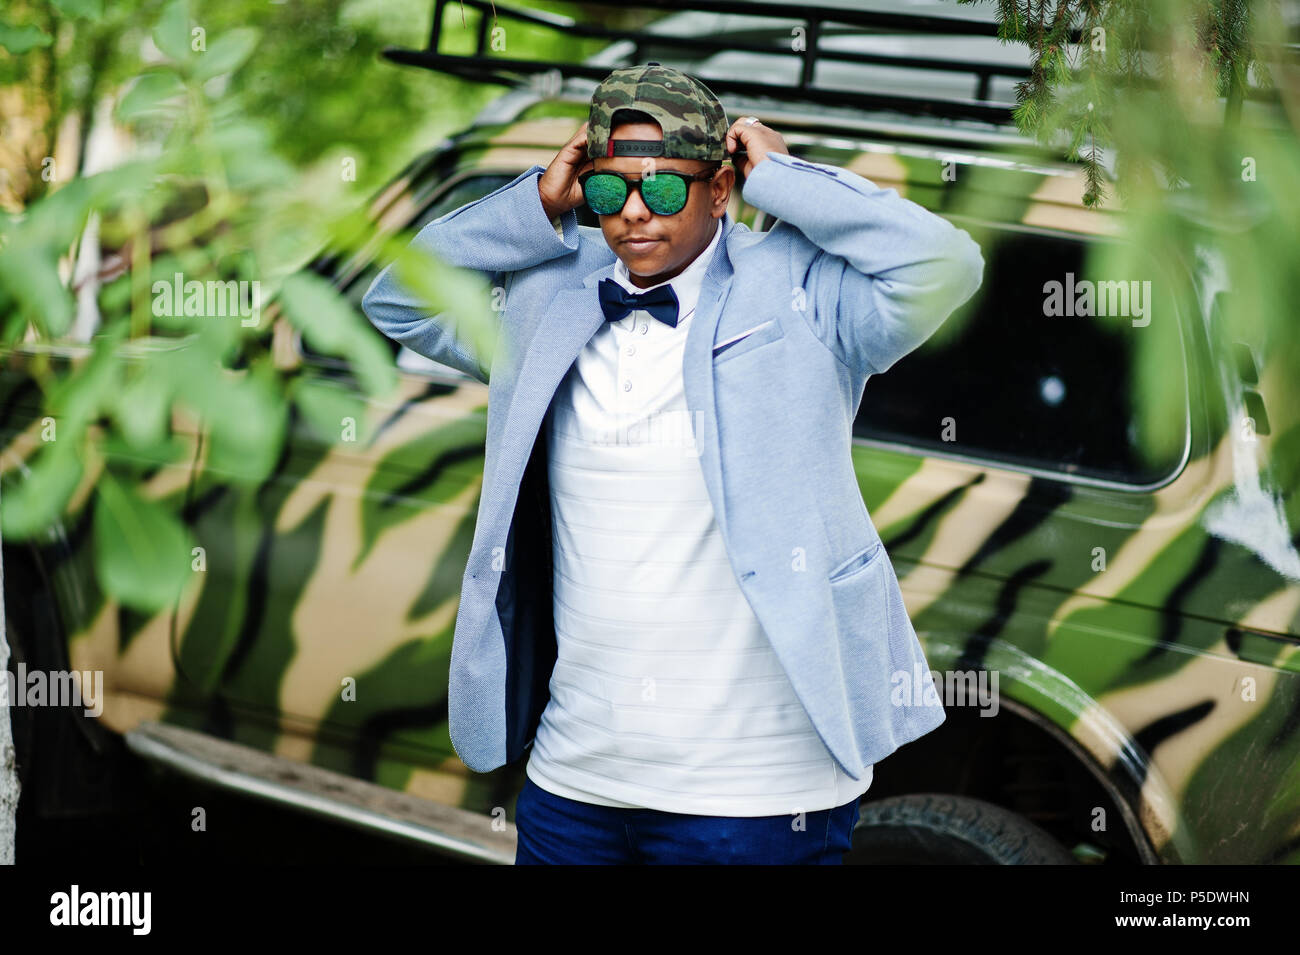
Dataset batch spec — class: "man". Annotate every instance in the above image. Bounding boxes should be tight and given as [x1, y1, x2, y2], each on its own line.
[362, 63, 984, 864]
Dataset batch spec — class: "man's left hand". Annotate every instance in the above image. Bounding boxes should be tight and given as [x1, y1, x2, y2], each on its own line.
[724, 117, 788, 178]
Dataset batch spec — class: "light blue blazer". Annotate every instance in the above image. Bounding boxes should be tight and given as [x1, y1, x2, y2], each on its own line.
[362, 150, 985, 782]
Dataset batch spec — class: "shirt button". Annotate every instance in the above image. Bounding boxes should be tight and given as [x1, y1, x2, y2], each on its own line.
[624, 344, 635, 356]
[622, 380, 632, 392]
[638, 323, 648, 334]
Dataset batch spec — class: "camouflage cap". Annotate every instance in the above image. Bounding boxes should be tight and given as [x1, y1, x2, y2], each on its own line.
[587, 62, 729, 161]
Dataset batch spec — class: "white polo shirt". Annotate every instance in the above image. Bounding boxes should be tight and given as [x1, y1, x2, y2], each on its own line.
[524, 219, 874, 816]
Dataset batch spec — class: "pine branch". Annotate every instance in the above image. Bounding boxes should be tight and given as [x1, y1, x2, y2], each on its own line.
[956, 0, 1269, 207]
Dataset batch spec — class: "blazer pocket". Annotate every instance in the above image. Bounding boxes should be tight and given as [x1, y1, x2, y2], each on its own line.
[828, 540, 884, 583]
[712, 320, 785, 364]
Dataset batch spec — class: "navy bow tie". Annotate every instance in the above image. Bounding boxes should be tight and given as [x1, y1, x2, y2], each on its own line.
[598, 278, 680, 328]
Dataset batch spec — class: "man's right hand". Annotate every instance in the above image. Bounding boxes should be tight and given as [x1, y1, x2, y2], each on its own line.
[538, 121, 593, 221]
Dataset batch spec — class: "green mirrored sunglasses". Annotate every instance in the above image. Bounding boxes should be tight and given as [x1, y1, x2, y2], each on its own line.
[579, 167, 720, 216]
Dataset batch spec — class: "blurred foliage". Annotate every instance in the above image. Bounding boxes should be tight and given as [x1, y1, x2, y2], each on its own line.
[957, 0, 1284, 207]
[0, 0, 598, 612]
[2, 0, 1297, 616]
[956, 0, 1300, 486]
[0, 0, 606, 203]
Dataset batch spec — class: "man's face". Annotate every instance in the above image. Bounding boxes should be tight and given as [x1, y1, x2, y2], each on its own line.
[591, 121, 734, 289]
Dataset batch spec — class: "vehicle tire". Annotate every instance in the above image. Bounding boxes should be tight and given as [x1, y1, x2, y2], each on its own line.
[846, 793, 1078, 864]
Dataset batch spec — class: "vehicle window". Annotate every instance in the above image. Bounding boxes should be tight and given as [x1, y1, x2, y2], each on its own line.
[853, 226, 1187, 486]
[339, 174, 517, 318]
[407, 175, 519, 235]
[299, 174, 516, 371]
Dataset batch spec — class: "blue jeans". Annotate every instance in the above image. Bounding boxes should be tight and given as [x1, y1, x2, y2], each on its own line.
[514, 776, 861, 865]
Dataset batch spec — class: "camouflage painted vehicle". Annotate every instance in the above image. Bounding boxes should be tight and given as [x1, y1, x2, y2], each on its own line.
[4, 1, 1297, 864]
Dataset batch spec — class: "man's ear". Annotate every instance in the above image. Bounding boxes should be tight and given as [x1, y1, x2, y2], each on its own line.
[711, 165, 735, 216]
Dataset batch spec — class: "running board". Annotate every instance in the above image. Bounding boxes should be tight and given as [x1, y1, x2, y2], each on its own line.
[124, 721, 515, 865]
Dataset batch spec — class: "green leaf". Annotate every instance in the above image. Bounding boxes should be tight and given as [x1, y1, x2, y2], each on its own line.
[116, 70, 186, 123]
[170, 352, 286, 485]
[193, 27, 259, 81]
[294, 375, 371, 446]
[152, 0, 194, 66]
[46, 328, 125, 430]
[98, 272, 132, 317]
[208, 118, 293, 189]
[0, 23, 53, 54]
[0, 245, 74, 337]
[386, 241, 497, 379]
[278, 272, 397, 397]
[51, 0, 104, 19]
[93, 471, 192, 612]
[19, 175, 93, 248]
[0, 439, 84, 540]
[112, 364, 174, 449]
[278, 272, 358, 353]
[350, 331, 401, 398]
[101, 432, 190, 469]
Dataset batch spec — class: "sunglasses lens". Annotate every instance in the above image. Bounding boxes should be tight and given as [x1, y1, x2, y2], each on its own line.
[640, 174, 688, 215]
[583, 174, 627, 215]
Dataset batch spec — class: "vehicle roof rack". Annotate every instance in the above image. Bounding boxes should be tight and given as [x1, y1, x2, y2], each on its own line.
[383, 0, 1044, 126]
[382, 0, 1293, 130]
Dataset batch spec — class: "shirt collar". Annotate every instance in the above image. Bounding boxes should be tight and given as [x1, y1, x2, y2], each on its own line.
[611, 219, 723, 323]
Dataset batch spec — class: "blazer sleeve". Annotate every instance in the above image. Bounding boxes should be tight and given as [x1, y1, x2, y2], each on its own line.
[361, 164, 582, 383]
[740, 151, 984, 378]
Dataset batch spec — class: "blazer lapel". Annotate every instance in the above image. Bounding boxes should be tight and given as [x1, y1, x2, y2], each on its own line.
[490, 282, 608, 506]
[487, 215, 739, 526]
[681, 221, 736, 539]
